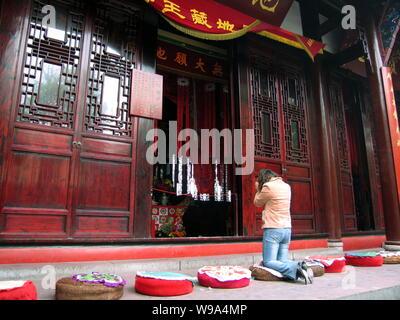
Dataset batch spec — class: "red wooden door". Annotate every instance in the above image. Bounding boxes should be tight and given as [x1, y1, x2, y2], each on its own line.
[71, 3, 140, 238]
[328, 79, 357, 232]
[243, 52, 316, 236]
[0, 0, 141, 241]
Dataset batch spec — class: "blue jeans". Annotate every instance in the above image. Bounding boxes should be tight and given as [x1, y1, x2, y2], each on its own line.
[262, 228, 299, 280]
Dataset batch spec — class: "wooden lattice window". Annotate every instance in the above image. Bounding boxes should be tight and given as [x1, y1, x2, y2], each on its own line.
[18, 0, 84, 128]
[249, 55, 281, 160]
[330, 83, 350, 170]
[250, 54, 310, 163]
[280, 69, 309, 164]
[84, 3, 140, 137]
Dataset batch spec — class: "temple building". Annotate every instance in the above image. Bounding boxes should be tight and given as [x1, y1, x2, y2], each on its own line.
[0, 0, 399, 256]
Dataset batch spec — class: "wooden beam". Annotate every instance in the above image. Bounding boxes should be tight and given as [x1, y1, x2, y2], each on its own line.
[298, 0, 322, 41]
[318, 0, 342, 18]
[319, 16, 341, 36]
[326, 41, 364, 66]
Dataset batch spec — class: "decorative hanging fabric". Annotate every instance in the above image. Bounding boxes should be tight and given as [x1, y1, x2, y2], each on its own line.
[144, 0, 325, 60]
[193, 81, 215, 195]
[177, 77, 190, 154]
[251, 22, 324, 61]
[221, 85, 231, 130]
[204, 83, 216, 130]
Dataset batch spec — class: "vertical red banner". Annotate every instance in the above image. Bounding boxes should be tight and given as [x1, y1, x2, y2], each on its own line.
[381, 67, 400, 203]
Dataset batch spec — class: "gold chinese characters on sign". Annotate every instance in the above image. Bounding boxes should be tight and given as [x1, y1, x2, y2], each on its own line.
[252, 0, 280, 13]
[156, 40, 228, 80]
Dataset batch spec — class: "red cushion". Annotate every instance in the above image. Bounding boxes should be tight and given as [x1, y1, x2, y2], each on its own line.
[307, 255, 346, 273]
[0, 281, 37, 300]
[135, 272, 193, 297]
[197, 266, 251, 289]
[198, 273, 250, 288]
[325, 259, 346, 273]
[345, 254, 383, 267]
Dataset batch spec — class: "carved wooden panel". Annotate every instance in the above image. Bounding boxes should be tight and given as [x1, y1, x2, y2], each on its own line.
[329, 80, 357, 232]
[73, 1, 141, 238]
[280, 66, 310, 164]
[3, 151, 70, 208]
[17, 0, 84, 129]
[4, 214, 67, 234]
[247, 52, 315, 236]
[84, 3, 140, 136]
[0, 0, 144, 241]
[249, 55, 281, 160]
[330, 84, 351, 171]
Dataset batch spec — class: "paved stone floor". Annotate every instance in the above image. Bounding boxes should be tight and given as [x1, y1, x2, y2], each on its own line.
[2, 248, 400, 301]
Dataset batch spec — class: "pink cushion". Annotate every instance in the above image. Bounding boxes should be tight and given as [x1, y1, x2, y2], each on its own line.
[197, 266, 251, 289]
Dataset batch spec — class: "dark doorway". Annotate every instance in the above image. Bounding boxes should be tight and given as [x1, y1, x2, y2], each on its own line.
[343, 81, 375, 231]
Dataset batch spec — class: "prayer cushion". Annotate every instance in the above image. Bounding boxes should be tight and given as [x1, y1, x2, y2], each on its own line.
[378, 251, 400, 264]
[249, 263, 284, 281]
[307, 255, 346, 273]
[304, 260, 325, 277]
[0, 281, 37, 300]
[345, 252, 383, 267]
[135, 272, 194, 297]
[197, 266, 251, 289]
[56, 273, 125, 300]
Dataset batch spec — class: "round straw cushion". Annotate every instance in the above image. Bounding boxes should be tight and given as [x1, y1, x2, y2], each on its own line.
[307, 255, 346, 273]
[135, 272, 194, 297]
[345, 252, 383, 267]
[197, 266, 251, 289]
[304, 260, 325, 277]
[0, 281, 37, 300]
[56, 273, 125, 300]
[378, 251, 400, 264]
[249, 264, 284, 281]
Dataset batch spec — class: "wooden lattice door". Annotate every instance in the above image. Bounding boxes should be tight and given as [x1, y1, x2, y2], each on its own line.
[243, 52, 316, 236]
[329, 80, 357, 232]
[0, 0, 142, 240]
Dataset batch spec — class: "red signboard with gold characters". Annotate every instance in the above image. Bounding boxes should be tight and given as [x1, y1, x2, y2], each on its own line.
[145, 0, 259, 39]
[144, 0, 325, 60]
[156, 40, 228, 80]
[381, 66, 400, 202]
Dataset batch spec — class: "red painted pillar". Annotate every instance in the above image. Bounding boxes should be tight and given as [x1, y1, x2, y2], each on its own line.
[361, 5, 400, 249]
[311, 61, 343, 245]
[299, 0, 342, 247]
